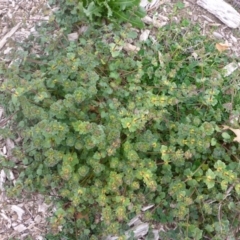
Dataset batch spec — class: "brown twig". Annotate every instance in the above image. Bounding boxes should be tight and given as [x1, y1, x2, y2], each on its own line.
[0, 112, 17, 128]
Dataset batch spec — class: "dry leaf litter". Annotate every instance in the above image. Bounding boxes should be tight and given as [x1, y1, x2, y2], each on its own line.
[0, 0, 240, 239]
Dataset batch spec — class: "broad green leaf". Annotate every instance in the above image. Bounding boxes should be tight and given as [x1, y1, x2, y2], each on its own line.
[187, 179, 198, 187]
[83, 2, 102, 20]
[127, 30, 138, 39]
[201, 122, 214, 135]
[210, 138, 216, 146]
[72, 121, 91, 134]
[63, 152, 78, 167]
[11, 95, 19, 107]
[37, 164, 43, 175]
[234, 183, 240, 195]
[188, 225, 203, 240]
[133, 6, 146, 18]
[205, 169, 216, 189]
[109, 71, 120, 79]
[222, 125, 240, 143]
[120, 117, 138, 132]
[110, 0, 140, 10]
[112, 9, 145, 28]
[220, 180, 228, 191]
[203, 95, 218, 106]
[205, 224, 214, 233]
[222, 132, 231, 139]
[103, 2, 113, 18]
[214, 160, 226, 171]
[110, 46, 122, 57]
[206, 169, 216, 178]
[160, 145, 169, 161]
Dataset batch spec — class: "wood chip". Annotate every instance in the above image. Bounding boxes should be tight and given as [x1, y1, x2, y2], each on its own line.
[123, 43, 140, 53]
[68, 32, 79, 41]
[0, 170, 6, 191]
[13, 224, 27, 233]
[11, 205, 25, 221]
[197, 0, 240, 28]
[140, 29, 150, 41]
[125, 222, 149, 238]
[222, 62, 239, 77]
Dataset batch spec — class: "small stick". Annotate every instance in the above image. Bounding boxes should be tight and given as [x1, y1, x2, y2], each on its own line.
[0, 22, 22, 50]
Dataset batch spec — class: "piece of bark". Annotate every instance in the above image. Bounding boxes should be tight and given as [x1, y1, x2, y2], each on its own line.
[67, 32, 79, 41]
[139, 30, 150, 41]
[197, 0, 240, 28]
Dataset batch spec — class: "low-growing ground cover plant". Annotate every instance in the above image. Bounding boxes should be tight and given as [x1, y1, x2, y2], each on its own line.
[0, 9, 240, 240]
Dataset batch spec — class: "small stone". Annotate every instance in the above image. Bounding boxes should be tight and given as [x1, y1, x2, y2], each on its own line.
[213, 31, 223, 39]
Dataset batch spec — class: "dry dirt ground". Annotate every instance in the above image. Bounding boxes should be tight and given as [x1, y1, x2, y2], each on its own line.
[0, 0, 240, 239]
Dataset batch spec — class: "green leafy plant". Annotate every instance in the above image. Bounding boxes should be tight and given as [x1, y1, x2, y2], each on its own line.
[49, 0, 146, 29]
[0, 14, 240, 240]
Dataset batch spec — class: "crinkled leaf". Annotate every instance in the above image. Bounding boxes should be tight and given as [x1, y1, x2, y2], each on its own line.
[205, 169, 216, 189]
[214, 160, 226, 171]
